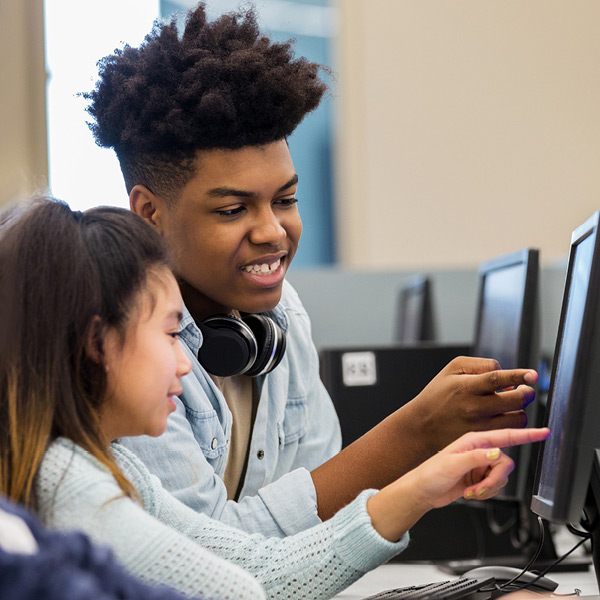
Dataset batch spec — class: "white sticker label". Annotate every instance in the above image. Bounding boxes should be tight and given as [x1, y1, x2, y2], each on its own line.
[341, 351, 377, 387]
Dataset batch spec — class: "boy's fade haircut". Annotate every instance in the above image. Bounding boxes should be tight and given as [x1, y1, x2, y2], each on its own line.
[84, 1, 328, 203]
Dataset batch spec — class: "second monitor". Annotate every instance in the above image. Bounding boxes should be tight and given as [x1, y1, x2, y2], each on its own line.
[320, 248, 543, 563]
[473, 248, 540, 502]
[394, 274, 437, 344]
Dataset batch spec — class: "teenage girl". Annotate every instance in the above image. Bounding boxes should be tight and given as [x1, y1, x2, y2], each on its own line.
[0, 197, 549, 600]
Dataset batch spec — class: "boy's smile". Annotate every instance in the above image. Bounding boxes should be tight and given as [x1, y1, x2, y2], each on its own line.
[132, 139, 302, 322]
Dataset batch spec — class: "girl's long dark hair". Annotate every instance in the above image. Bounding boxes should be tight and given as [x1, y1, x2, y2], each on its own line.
[0, 197, 169, 507]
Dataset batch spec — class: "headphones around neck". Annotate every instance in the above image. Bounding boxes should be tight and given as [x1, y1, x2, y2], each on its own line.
[196, 313, 286, 378]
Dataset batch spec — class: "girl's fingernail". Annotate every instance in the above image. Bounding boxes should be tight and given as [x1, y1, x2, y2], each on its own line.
[465, 490, 475, 499]
[478, 487, 488, 497]
[486, 448, 500, 460]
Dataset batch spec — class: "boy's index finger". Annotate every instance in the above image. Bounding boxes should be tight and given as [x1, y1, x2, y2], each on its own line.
[469, 368, 538, 395]
[449, 356, 502, 375]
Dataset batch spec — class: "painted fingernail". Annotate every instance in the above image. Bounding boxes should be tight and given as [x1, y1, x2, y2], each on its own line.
[486, 448, 500, 460]
[478, 488, 488, 497]
[523, 391, 535, 407]
[465, 490, 475, 499]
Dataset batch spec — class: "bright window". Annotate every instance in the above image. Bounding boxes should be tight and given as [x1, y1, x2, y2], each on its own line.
[44, 1, 159, 211]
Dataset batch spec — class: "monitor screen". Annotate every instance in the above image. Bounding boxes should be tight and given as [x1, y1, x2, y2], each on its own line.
[395, 275, 436, 344]
[474, 249, 539, 370]
[400, 292, 424, 342]
[536, 232, 593, 507]
[476, 264, 526, 368]
[531, 213, 600, 525]
[474, 248, 540, 501]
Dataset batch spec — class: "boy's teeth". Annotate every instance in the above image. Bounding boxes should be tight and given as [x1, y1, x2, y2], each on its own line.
[244, 258, 281, 274]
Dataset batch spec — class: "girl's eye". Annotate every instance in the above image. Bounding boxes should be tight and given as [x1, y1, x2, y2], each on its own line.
[216, 206, 245, 217]
[168, 332, 180, 340]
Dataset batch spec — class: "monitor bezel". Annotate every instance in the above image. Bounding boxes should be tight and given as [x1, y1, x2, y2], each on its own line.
[531, 211, 600, 524]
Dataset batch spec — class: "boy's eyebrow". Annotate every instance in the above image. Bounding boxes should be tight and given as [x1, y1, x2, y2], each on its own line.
[279, 174, 299, 191]
[206, 174, 299, 199]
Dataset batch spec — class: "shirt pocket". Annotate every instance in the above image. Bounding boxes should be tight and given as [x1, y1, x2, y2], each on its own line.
[185, 407, 226, 460]
[277, 400, 308, 448]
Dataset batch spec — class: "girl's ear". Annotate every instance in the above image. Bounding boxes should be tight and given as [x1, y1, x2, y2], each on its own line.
[85, 316, 104, 364]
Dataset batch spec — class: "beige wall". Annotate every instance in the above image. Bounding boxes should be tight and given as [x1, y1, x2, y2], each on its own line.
[0, 0, 47, 207]
[334, 0, 600, 269]
[3, 0, 599, 272]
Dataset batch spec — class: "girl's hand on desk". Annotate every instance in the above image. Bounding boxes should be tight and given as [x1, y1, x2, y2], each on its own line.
[366, 427, 550, 542]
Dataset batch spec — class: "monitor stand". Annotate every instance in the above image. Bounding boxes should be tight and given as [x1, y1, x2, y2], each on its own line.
[436, 518, 592, 576]
[393, 497, 593, 574]
[437, 554, 592, 576]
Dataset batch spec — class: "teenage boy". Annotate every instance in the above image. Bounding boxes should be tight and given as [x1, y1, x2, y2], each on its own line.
[84, 2, 537, 537]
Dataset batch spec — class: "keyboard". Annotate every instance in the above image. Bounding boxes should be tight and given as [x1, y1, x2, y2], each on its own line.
[362, 576, 496, 600]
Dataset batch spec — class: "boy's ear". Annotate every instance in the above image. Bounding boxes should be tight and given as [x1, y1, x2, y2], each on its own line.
[85, 316, 104, 365]
[130, 185, 165, 231]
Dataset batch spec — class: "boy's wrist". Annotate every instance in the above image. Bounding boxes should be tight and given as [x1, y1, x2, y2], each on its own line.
[388, 400, 439, 462]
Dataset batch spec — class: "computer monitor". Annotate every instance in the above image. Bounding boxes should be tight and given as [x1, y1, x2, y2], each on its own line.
[473, 248, 540, 502]
[394, 274, 437, 344]
[531, 211, 600, 588]
[474, 249, 539, 373]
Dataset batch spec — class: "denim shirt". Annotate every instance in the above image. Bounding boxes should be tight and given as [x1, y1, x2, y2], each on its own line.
[121, 280, 342, 538]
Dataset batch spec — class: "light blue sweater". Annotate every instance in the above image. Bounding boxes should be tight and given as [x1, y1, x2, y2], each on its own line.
[36, 439, 409, 599]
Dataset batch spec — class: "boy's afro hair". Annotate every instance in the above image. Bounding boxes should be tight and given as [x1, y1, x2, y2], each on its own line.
[84, 2, 328, 158]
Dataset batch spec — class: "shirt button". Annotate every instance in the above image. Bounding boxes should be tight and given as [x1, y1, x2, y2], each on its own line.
[211, 438, 218, 450]
[257, 449, 265, 460]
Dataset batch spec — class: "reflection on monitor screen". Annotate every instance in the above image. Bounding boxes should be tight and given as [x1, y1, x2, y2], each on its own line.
[401, 292, 424, 342]
[476, 263, 526, 369]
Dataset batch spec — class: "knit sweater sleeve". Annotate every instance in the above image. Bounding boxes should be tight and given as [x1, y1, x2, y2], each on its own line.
[116, 443, 410, 600]
[159, 487, 408, 600]
[36, 441, 266, 600]
[37, 441, 409, 600]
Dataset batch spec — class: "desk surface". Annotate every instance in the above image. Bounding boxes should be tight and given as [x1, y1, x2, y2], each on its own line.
[333, 562, 600, 599]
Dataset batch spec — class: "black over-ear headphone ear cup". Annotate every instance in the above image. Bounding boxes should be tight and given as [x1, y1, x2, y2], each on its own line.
[197, 315, 258, 377]
[242, 314, 287, 377]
